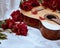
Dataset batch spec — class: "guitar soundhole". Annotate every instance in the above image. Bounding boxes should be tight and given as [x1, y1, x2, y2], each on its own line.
[44, 14, 58, 20]
[46, 15, 56, 20]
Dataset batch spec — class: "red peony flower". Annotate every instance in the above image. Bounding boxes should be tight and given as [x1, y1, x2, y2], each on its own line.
[20, 1, 32, 11]
[12, 22, 28, 36]
[11, 10, 23, 22]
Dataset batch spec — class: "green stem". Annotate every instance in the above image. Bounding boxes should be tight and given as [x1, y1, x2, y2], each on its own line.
[0, 20, 6, 28]
[39, 0, 43, 3]
[0, 33, 7, 40]
[0, 42, 1, 44]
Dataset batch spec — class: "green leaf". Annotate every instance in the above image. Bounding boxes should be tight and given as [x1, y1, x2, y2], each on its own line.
[0, 21, 3, 28]
[0, 33, 7, 40]
[0, 37, 7, 40]
[0, 20, 6, 28]
[39, 0, 43, 3]
[5, 29, 12, 33]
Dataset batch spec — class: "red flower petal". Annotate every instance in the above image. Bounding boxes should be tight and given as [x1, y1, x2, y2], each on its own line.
[2, 24, 8, 30]
[42, 0, 60, 11]
[12, 22, 28, 36]
[32, 11, 38, 14]
[20, 1, 32, 11]
[39, 17, 45, 20]
[11, 10, 23, 22]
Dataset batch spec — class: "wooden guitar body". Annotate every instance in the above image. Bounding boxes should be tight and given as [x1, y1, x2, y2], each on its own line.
[21, 6, 60, 40]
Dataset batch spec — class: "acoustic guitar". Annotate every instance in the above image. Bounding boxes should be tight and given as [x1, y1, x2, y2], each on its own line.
[21, 6, 60, 40]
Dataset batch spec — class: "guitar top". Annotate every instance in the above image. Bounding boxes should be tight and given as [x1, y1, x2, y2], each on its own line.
[21, 6, 60, 30]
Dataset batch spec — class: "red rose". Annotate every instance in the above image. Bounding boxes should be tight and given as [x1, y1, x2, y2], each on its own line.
[20, 22, 28, 36]
[56, 0, 60, 11]
[31, 2, 40, 7]
[29, 0, 38, 2]
[42, 0, 60, 11]
[42, 2, 49, 8]
[42, 0, 52, 8]
[57, 5, 60, 11]
[6, 19, 15, 29]
[20, 1, 32, 11]
[2, 24, 8, 30]
[11, 10, 23, 22]
[29, 0, 40, 7]
[12, 22, 28, 36]
[43, 0, 51, 2]
[2, 19, 15, 29]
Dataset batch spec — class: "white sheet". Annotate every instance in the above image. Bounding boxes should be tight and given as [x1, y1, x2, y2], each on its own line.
[0, 26, 60, 48]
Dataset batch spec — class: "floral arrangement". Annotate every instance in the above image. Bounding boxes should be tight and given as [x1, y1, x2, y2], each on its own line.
[0, 0, 41, 40]
[20, 0, 60, 11]
[0, 10, 28, 40]
[20, 0, 40, 11]
[42, 0, 60, 11]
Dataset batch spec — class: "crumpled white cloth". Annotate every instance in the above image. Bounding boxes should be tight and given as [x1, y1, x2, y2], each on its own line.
[0, 26, 60, 48]
[0, 0, 20, 20]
